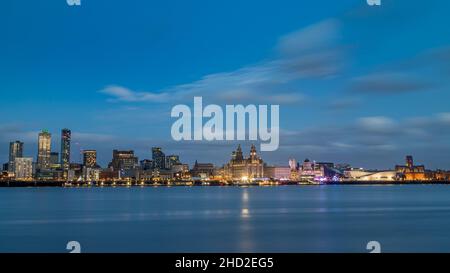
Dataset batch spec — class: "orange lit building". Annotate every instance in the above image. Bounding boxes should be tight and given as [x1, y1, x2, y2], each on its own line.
[395, 155, 427, 181]
[224, 145, 264, 181]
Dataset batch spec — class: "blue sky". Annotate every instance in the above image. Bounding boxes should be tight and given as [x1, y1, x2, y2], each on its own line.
[1, 0, 450, 169]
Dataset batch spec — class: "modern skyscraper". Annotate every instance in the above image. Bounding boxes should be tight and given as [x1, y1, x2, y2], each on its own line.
[152, 147, 165, 170]
[8, 141, 24, 172]
[60, 129, 71, 170]
[37, 130, 51, 170]
[83, 150, 97, 168]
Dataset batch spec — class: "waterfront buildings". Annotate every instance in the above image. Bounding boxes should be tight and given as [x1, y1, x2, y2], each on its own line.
[224, 144, 264, 181]
[344, 169, 397, 181]
[83, 150, 97, 168]
[1, 127, 450, 184]
[344, 156, 432, 182]
[83, 167, 100, 182]
[172, 163, 191, 179]
[264, 166, 291, 180]
[435, 170, 450, 181]
[8, 141, 23, 172]
[81, 150, 100, 182]
[13, 157, 33, 180]
[152, 147, 165, 170]
[109, 150, 138, 171]
[191, 161, 215, 179]
[395, 155, 428, 181]
[0, 171, 11, 180]
[37, 130, 52, 170]
[166, 155, 180, 169]
[288, 159, 342, 182]
[60, 129, 71, 171]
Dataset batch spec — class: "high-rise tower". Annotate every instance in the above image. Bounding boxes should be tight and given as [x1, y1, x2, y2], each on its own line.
[37, 130, 52, 170]
[60, 129, 71, 171]
[8, 141, 24, 172]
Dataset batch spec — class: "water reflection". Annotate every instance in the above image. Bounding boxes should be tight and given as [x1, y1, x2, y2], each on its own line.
[2, 186, 450, 253]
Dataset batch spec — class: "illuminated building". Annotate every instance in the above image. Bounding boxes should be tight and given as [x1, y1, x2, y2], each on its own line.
[139, 170, 156, 182]
[344, 169, 397, 181]
[224, 144, 264, 181]
[14, 157, 33, 180]
[83, 150, 97, 168]
[60, 129, 71, 171]
[67, 163, 83, 181]
[83, 167, 100, 182]
[298, 159, 321, 181]
[166, 155, 180, 169]
[172, 163, 191, 179]
[8, 141, 24, 172]
[264, 166, 291, 180]
[395, 155, 427, 181]
[435, 170, 450, 181]
[0, 170, 12, 181]
[152, 147, 165, 170]
[289, 158, 300, 180]
[171, 163, 188, 173]
[37, 130, 52, 170]
[298, 159, 341, 182]
[191, 161, 215, 179]
[146, 168, 173, 181]
[109, 150, 138, 171]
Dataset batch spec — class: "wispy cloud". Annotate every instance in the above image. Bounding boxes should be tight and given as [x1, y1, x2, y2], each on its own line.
[99, 19, 344, 105]
[357, 116, 396, 134]
[99, 85, 169, 103]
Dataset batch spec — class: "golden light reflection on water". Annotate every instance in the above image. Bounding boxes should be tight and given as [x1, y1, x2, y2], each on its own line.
[241, 189, 250, 219]
[241, 208, 250, 218]
[239, 188, 254, 252]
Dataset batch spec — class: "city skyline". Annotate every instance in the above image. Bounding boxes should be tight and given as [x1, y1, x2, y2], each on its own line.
[1, 0, 450, 169]
[1, 128, 447, 172]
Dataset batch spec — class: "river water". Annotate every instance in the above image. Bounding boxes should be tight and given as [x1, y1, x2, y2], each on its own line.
[1, 185, 449, 253]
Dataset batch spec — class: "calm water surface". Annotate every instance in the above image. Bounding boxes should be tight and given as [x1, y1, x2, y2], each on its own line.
[1, 185, 450, 253]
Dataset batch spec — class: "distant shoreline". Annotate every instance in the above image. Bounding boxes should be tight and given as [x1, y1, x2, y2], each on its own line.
[1, 180, 450, 188]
